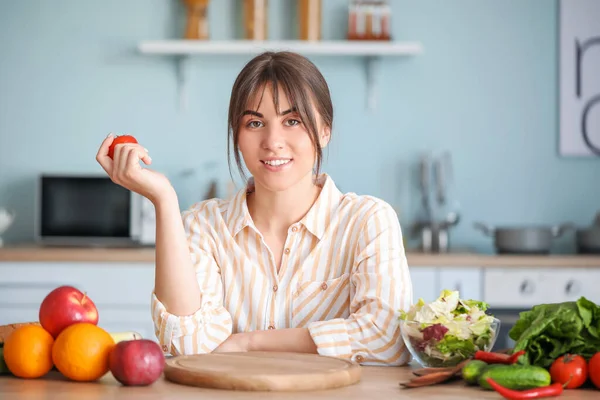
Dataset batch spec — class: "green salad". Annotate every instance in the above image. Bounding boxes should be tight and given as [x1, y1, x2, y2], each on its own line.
[399, 290, 497, 366]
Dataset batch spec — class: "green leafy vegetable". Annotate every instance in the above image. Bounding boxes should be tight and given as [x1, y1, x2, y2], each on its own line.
[509, 296, 600, 368]
[437, 335, 476, 356]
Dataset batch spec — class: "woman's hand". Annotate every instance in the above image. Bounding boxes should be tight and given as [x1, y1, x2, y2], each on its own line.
[96, 133, 174, 205]
[213, 333, 251, 353]
[212, 329, 317, 354]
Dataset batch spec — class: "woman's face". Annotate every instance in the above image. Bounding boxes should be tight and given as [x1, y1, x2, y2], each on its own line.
[237, 84, 329, 193]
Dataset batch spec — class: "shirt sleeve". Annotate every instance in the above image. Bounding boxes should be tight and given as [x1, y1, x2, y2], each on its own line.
[307, 201, 413, 366]
[151, 207, 233, 356]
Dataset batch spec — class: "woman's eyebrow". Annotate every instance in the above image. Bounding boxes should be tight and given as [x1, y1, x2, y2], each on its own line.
[242, 110, 263, 117]
[242, 107, 297, 117]
[280, 107, 297, 115]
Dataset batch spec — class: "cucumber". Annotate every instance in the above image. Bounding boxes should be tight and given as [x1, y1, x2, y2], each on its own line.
[478, 365, 551, 391]
[462, 360, 488, 385]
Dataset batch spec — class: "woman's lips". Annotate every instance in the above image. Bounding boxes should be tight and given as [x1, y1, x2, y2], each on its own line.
[261, 159, 293, 172]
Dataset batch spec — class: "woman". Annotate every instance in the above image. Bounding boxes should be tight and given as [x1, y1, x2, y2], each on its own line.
[96, 51, 413, 366]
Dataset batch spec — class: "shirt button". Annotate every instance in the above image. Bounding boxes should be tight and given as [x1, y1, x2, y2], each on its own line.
[162, 345, 168, 352]
[273, 285, 278, 292]
[284, 248, 290, 254]
[355, 355, 364, 363]
[321, 282, 328, 290]
[268, 325, 275, 330]
[292, 226, 298, 232]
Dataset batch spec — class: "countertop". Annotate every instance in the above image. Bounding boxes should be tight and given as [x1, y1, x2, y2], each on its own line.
[2, 366, 598, 399]
[1, 245, 600, 267]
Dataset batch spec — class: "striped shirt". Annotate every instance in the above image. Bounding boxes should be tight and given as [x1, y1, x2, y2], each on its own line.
[151, 173, 413, 366]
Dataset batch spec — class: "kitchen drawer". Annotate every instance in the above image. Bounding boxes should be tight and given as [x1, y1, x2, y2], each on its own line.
[409, 267, 438, 303]
[483, 268, 554, 307]
[484, 268, 600, 308]
[543, 269, 600, 304]
[0, 262, 155, 307]
[438, 268, 482, 301]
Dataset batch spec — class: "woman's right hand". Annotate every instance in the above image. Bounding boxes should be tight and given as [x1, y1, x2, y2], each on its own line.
[96, 133, 175, 205]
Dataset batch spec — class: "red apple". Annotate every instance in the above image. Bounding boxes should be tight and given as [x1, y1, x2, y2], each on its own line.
[109, 339, 165, 386]
[39, 285, 99, 338]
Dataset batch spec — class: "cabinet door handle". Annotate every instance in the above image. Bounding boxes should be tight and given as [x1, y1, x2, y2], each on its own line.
[520, 280, 535, 295]
[565, 280, 579, 295]
[454, 283, 462, 293]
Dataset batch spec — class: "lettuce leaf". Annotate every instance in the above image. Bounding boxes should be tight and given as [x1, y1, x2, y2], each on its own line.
[437, 335, 476, 358]
[509, 296, 600, 367]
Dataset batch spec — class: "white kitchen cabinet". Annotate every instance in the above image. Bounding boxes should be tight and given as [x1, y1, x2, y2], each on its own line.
[483, 268, 551, 308]
[0, 262, 157, 342]
[482, 267, 600, 308]
[408, 267, 484, 305]
[543, 269, 600, 304]
[408, 267, 438, 303]
[438, 268, 483, 301]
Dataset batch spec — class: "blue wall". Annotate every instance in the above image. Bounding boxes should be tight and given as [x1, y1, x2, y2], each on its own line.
[0, 0, 598, 253]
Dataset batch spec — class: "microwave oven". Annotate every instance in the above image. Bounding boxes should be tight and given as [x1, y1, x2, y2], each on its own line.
[34, 174, 156, 247]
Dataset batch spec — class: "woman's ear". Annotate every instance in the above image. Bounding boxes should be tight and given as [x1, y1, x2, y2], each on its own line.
[320, 127, 331, 148]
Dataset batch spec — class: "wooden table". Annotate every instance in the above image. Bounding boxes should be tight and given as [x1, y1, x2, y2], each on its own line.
[1, 366, 599, 399]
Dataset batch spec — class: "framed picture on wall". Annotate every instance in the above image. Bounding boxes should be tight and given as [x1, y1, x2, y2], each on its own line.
[559, 0, 600, 157]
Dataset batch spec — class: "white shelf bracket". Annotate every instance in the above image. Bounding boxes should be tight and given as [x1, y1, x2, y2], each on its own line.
[365, 56, 381, 111]
[176, 55, 191, 112]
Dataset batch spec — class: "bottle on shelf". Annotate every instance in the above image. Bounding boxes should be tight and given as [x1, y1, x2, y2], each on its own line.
[347, 0, 391, 41]
[298, 0, 322, 41]
[183, 0, 211, 40]
[243, 0, 268, 40]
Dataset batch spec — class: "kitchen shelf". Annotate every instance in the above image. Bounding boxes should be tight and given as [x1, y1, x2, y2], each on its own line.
[137, 40, 423, 110]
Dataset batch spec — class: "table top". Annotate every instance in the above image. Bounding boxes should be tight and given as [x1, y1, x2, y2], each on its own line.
[1, 365, 599, 399]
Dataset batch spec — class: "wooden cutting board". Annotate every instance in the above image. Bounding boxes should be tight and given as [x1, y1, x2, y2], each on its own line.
[163, 351, 361, 391]
[0, 322, 41, 344]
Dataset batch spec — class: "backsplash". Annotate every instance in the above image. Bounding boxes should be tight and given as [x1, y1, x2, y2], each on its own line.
[0, 0, 598, 253]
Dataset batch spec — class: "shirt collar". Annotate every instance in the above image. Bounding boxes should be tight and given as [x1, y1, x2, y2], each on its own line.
[225, 184, 253, 237]
[299, 173, 342, 240]
[225, 173, 342, 240]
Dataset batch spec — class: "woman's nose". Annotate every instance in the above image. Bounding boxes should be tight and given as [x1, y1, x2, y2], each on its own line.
[262, 125, 284, 149]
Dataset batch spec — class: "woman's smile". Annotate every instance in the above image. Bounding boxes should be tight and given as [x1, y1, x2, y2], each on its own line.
[261, 158, 294, 172]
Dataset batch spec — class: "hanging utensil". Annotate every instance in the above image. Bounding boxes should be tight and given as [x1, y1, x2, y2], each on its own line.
[433, 151, 453, 208]
[419, 153, 432, 220]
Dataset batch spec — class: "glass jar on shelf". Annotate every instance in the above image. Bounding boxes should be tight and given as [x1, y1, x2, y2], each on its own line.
[347, 0, 391, 41]
[298, 0, 322, 41]
[183, 0, 211, 40]
[243, 0, 268, 40]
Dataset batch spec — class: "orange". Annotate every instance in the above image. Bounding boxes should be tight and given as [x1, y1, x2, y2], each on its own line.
[52, 322, 115, 381]
[3, 324, 54, 378]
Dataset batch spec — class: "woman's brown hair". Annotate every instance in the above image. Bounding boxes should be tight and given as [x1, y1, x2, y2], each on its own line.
[227, 51, 333, 181]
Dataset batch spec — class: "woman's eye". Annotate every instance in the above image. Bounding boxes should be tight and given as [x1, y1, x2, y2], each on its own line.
[286, 119, 301, 127]
[247, 120, 263, 128]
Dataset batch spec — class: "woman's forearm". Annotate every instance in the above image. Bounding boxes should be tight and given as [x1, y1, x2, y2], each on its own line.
[248, 328, 318, 354]
[152, 190, 202, 316]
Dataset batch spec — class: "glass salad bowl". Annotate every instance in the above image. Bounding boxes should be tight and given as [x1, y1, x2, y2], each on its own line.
[399, 290, 501, 368]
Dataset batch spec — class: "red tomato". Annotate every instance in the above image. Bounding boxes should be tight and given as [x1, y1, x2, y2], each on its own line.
[590, 352, 600, 389]
[549, 354, 588, 389]
[108, 135, 138, 159]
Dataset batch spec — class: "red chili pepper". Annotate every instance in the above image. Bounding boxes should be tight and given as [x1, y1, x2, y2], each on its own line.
[473, 350, 526, 364]
[474, 350, 512, 364]
[508, 350, 526, 364]
[486, 378, 564, 400]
